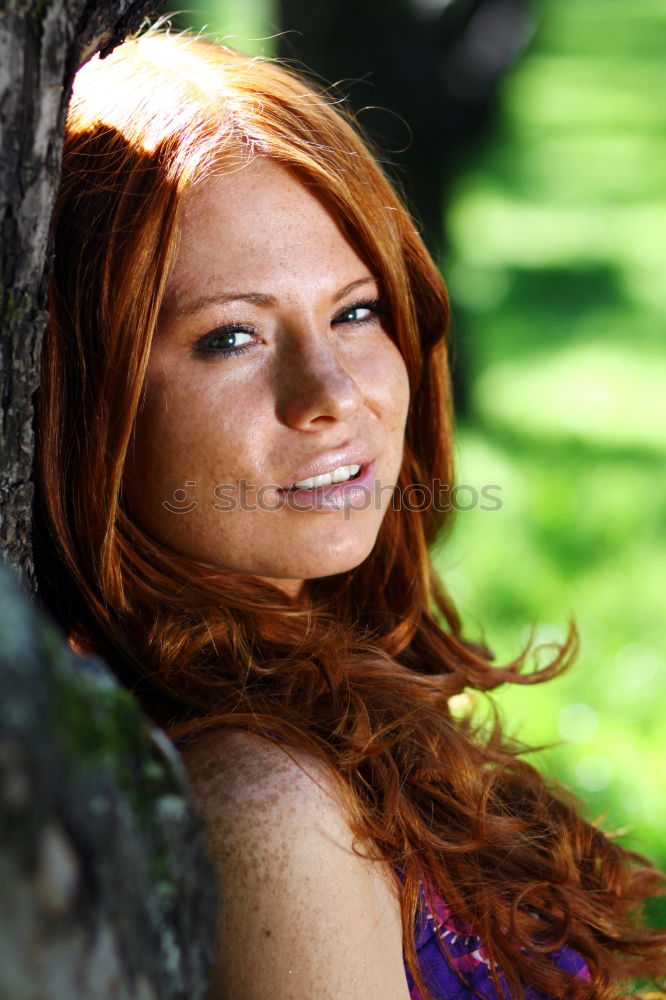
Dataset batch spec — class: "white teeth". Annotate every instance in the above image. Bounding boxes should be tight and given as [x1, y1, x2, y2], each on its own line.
[332, 464, 357, 483]
[292, 475, 316, 490]
[292, 463, 361, 490]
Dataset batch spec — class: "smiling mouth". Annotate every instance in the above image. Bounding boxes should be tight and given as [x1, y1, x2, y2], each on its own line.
[286, 463, 362, 491]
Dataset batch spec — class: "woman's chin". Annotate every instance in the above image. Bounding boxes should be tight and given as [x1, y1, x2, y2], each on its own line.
[245, 536, 379, 592]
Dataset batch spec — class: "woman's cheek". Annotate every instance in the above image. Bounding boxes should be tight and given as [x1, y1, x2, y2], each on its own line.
[370, 342, 410, 430]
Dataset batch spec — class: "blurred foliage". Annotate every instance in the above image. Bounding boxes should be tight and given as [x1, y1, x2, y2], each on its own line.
[440, 0, 666, 878]
[160, 0, 277, 53]
[159, 0, 665, 875]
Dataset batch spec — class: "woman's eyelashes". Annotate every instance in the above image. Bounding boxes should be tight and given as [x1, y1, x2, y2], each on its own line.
[331, 298, 386, 327]
[193, 299, 387, 359]
[194, 324, 258, 359]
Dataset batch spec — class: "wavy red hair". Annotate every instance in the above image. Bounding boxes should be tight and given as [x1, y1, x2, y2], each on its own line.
[34, 31, 665, 1000]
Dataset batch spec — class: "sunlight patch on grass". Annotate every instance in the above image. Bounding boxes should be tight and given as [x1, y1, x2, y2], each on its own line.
[505, 56, 666, 130]
[449, 192, 666, 271]
[472, 343, 666, 452]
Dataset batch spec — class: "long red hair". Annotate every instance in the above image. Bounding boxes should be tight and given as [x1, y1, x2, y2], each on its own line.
[34, 31, 665, 1000]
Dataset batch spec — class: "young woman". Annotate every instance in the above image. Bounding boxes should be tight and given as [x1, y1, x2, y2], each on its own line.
[34, 30, 665, 1000]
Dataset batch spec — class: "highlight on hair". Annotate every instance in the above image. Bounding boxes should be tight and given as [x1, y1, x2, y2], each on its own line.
[34, 30, 665, 1000]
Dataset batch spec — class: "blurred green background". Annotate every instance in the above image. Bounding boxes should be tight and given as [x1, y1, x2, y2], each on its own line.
[161, 0, 666, 875]
[441, 1, 666, 884]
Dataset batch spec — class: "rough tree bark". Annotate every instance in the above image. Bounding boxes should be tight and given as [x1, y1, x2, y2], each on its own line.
[0, 0, 161, 586]
[0, 565, 217, 999]
[0, 3, 217, 996]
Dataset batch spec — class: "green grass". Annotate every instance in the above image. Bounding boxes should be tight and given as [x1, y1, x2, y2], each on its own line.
[441, 0, 666, 871]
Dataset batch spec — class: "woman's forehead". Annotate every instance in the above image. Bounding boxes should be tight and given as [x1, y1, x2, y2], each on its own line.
[163, 160, 376, 312]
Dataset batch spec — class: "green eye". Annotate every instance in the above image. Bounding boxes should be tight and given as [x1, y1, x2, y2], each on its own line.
[206, 329, 254, 351]
[194, 325, 257, 359]
[338, 306, 372, 323]
[332, 299, 384, 326]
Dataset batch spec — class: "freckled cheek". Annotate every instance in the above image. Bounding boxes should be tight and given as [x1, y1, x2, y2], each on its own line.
[359, 348, 410, 434]
[134, 371, 271, 488]
[133, 384, 205, 482]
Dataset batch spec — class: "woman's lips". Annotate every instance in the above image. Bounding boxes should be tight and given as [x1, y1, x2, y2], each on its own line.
[282, 442, 374, 489]
[276, 460, 377, 512]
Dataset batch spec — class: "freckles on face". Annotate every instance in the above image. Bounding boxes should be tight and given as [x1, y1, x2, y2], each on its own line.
[123, 158, 410, 595]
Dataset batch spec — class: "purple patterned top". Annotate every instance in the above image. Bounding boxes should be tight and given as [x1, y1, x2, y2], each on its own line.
[404, 886, 591, 1000]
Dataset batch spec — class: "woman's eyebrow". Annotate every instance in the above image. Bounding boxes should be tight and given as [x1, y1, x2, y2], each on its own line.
[164, 275, 378, 318]
[166, 290, 275, 317]
[333, 276, 378, 302]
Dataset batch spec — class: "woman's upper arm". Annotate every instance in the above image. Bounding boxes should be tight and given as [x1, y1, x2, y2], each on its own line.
[183, 729, 411, 1000]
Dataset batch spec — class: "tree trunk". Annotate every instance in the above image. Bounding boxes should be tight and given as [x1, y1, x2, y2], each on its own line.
[0, 4, 218, 996]
[0, 0, 160, 588]
[0, 563, 217, 999]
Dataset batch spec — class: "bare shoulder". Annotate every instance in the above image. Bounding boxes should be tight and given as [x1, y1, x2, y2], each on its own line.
[181, 727, 391, 897]
[182, 726, 344, 828]
[180, 728, 410, 1000]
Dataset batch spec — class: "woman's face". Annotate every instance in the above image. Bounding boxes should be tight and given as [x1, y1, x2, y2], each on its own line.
[124, 158, 410, 597]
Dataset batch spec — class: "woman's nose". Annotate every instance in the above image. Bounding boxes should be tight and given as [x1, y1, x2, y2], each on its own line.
[275, 339, 363, 430]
